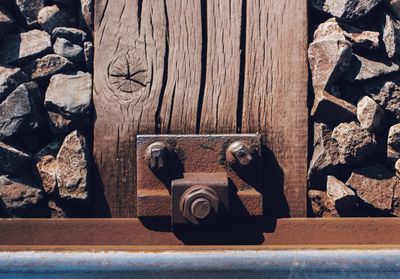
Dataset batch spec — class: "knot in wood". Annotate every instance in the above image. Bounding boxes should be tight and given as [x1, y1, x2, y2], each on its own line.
[107, 50, 148, 95]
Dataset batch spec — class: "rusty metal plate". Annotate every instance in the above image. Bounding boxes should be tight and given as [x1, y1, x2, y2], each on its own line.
[136, 134, 263, 218]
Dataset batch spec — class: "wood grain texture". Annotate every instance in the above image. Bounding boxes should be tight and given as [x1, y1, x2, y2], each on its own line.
[241, 0, 309, 217]
[94, 0, 308, 217]
[199, 0, 243, 133]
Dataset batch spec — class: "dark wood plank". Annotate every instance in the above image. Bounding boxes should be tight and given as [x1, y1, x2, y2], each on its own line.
[94, 0, 167, 217]
[241, 0, 309, 217]
[199, 0, 242, 133]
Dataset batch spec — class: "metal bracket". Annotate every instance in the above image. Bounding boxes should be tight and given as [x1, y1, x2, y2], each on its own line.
[136, 134, 263, 227]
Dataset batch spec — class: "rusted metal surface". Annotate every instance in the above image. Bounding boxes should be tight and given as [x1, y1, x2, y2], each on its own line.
[172, 173, 229, 227]
[2, 218, 400, 246]
[136, 134, 263, 219]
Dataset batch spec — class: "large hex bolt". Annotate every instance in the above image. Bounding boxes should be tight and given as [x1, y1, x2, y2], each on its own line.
[145, 142, 169, 171]
[226, 141, 254, 168]
[180, 186, 220, 225]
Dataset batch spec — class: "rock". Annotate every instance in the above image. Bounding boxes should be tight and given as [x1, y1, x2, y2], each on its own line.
[45, 72, 92, 133]
[326, 175, 357, 211]
[308, 190, 339, 217]
[387, 123, 400, 163]
[0, 30, 52, 65]
[308, 33, 352, 92]
[314, 18, 380, 50]
[364, 78, 400, 121]
[56, 131, 90, 201]
[345, 54, 400, 81]
[357, 96, 386, 132]
[308, 123, 340, 188]
[381, 12, 400, 59]
[0, 176, 45, 217]
[346, 164, 399, 211]
[15, 0, 45, 27]
[38, 5, 77, 34]
[84, 41, 93, 73]
[0, 65, 29, 103]
[0, 141, 31, 175]
[310, 0, 383, 22]
[33, 141, 62, 196]
[311, 91, 357, 125]
[0, 6, 17, 36]
[332, 122, 377, 165]
[386, 0, 400, 20]
[0, 82, 42, 139]
[53, 38, 85, 67]
[52, 27, 87, 46]
[48, 200, 67, 218]
[23, 54, 75, 80]
[80, 0, 93, 37]
[396, 159, 400, 177]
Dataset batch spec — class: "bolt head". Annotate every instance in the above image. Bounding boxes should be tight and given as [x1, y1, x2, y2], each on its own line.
[180, 186, 220, 225]
[145, 142, 168, 171]
[226, 141, 254, 167]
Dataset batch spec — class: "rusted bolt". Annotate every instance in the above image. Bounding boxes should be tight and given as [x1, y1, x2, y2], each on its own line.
[145, 142, 169, 171]
[180, 186, 220, 224]
[226, 141, 254, 167]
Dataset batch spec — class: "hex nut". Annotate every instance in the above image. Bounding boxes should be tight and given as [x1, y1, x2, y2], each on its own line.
[226, 141, 254, 167]
[145, 142, 169, 171]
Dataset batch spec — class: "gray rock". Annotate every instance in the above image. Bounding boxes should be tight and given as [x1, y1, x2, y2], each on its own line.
[0, 30, 52, 65]
[396, 158, 400, 177]
[23, 54, 75, 80]
[52, 27, 87, 46]
[80, 0, 93, 37]
[15, 0, 45, 27]
[332, 121, 377, 165]
[0, 176, 45, 217]
[357, 96, 386, 132]
[48, 200, 67, 218]
[308, 190, 339, 217]
[381, 12, 400, 59]
[311, 91, 357, 126]
[345, 54, 400, 81]
[0, 65, 29, 103]
[310, 0, 383, 22]
[0, 141, 31, 175]
[45, 72, 92, 133]
[84, 41, 93, 73]
[314, 18, 380, 50]
[53, 37, 85, 67]
[56, 130, 90, 201]
[364, 78, 400, 121]
[0, 6, 17, 36]
[347, 164, 399, 211]
[308, 33, 352, 92]
[0, 82, 42, 139]
[386, 0, 400, 20]
[33, 141, 61, 196]
[38, 5, 77, 34]
[308, 123, 340, 188]
[388, 123, 400, 163]
[326, 175, 357, 211]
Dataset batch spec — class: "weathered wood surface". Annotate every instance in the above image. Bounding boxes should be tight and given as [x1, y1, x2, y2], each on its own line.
[94, 0, 308, 217]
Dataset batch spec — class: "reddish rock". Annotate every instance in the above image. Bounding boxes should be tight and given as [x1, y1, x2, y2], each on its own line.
[0, 176, 45, 217]
[48, 200, 67, 218]
[311, 91, 357, 125]
[381, 12, 400, 59]
[38, 5, 77, 34]
[308, 123, 340, 188]
[346, 165, 399, 211]
[308, 33, 352, 92]
[357, 96, 386, 132]
[56, 131, 90, 201]
[332, 122, 377, 165]
[23, 54, 75, 80]
[388, 123, 400, 163]
[308, 190, 339, 217]
[326, 175, 357, 211]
